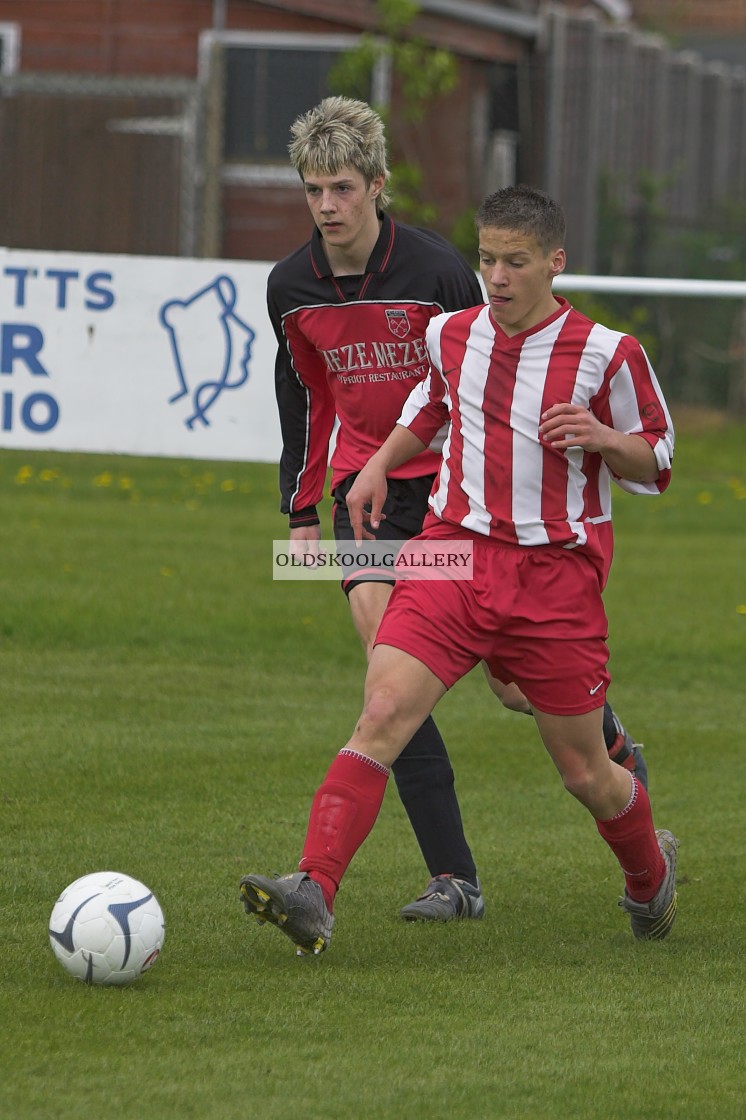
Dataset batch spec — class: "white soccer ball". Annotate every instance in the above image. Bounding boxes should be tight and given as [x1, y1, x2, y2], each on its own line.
[48, 871, 165, 986]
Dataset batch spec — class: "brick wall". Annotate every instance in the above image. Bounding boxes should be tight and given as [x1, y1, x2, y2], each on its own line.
[0, 0, 530, 259]
[0, 0, 335, 76]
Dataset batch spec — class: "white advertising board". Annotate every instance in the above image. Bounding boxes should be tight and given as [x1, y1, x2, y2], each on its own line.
[0, 248, 282, 463]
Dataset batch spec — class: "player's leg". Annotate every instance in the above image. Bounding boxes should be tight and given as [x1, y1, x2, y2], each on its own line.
[347, 579, 481, 914]
[532, 707, 678, 940]
[239, 644, 448, 954]
[494, 548, 677, 941]
[481, 665, 532, 713]
[482, 663, 649, 788]
[337, 473, 482, 918]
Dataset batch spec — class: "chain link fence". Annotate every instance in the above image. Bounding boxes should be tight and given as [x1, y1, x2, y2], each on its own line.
[0, 72, 202, 257]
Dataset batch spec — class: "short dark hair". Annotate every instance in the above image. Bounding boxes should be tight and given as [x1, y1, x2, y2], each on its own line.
[475, 186, 566, 253]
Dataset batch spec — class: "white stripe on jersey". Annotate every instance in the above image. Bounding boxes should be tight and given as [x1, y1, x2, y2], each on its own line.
[508, 312, 567, 545]
[449, 315, 490, 535]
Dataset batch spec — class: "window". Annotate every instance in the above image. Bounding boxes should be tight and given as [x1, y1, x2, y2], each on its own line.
[199, 32, 389, 183]
[484, 61, 521, 190]
[0, 23, 20, 74]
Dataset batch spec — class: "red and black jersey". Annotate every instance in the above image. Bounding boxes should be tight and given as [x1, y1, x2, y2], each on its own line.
[268, 212, 483, 524]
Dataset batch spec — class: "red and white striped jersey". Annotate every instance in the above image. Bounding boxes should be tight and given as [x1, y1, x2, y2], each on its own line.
[399, 298, 674, 565]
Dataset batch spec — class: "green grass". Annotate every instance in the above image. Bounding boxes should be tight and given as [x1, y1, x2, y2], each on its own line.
[1, 421, 745, 1120]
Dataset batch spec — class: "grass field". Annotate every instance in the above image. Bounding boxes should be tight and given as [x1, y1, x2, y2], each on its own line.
[1, 418, 744, 1120]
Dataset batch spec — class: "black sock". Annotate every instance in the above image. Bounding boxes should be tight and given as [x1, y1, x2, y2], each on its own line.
[391, 715, 478, 886]
[602, 702, 620, 749]
[603, 702, 634, 764]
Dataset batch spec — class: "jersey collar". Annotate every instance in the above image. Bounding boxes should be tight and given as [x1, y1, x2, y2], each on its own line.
[309, 212, 395, 279]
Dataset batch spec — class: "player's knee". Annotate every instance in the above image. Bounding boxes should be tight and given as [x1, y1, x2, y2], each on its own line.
[558, 760, 599, 805]
[357, 685, 407, 739]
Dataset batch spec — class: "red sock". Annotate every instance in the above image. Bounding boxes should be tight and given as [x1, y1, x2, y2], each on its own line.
[596, 777, 666, 901]
[299, 749, 390, 910]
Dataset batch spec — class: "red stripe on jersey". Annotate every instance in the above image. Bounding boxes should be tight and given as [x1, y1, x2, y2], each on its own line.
[483, 333, 520, 542]
[581, 451, 603, 521]
[622, 339, 665, 430]
[378, 219, 396, 271]
[539, 313, 595, 544]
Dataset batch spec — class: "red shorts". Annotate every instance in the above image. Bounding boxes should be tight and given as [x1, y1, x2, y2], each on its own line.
[374, 525, 610, 717]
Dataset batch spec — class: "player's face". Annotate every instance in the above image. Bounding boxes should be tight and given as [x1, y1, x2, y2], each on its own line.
[478, 227, 566, 336]
[303, 166, 385, 256]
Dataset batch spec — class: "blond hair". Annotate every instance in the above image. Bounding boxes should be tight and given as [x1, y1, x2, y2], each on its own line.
[288, 96, 392, 208]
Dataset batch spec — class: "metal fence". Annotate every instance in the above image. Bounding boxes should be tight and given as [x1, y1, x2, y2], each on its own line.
[0, 73, 201, 257]
[542, 5, 746, 274]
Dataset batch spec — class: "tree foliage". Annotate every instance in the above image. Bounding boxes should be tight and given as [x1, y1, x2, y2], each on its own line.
[328, 0, 458, 224]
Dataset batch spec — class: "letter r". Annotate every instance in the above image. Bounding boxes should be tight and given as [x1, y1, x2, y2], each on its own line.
[1, 324, 49, 376]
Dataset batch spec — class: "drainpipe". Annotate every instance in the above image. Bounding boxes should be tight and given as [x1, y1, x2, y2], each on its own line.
[213, 0, 227, 30]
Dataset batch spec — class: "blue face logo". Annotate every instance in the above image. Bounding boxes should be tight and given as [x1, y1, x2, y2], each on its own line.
[159, 275, 256, 429]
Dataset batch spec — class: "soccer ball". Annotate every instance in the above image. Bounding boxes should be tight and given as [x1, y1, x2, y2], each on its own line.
[48, 871, 165, 986]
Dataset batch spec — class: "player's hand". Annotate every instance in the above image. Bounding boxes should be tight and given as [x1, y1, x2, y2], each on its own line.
[345, 464, 388, 545]
[540, 402, 659, 482]
[539, 403, 612, 453]
[289, 524, 323, 565]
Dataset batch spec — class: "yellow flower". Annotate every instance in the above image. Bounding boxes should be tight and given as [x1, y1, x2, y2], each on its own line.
[15, 465, 33, 484]
[696, 491, 712, 505]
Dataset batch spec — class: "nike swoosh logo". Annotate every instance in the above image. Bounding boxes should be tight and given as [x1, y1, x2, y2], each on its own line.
[589, 681, 603, 695]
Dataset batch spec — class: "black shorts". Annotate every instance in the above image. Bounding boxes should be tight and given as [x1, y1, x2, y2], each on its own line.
[332, 473, 436, 594]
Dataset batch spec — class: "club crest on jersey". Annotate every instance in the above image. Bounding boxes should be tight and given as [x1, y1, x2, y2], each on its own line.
[386, 309, 411, 338]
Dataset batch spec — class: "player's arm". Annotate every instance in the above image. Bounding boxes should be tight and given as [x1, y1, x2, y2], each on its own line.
[276, 347, 333, 557]
[541, 340, 674, 489]
[270, 293, 336, 539]
[346, 425, 427, 545]
[539, 404, 660, 482]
